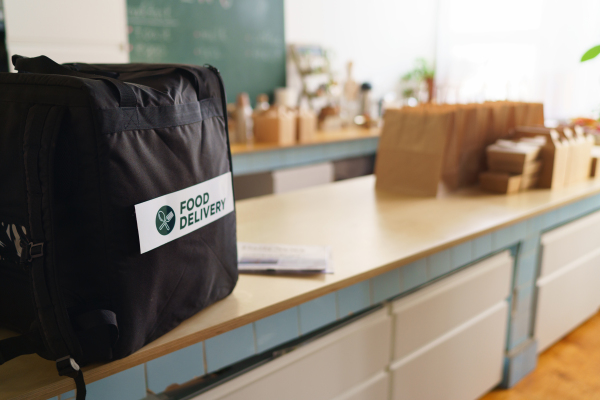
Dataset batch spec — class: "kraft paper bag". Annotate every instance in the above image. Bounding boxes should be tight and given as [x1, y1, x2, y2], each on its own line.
[525, 102, 545, 126]
[297, 108, 317, 143]
[376, 108, 454, 196]
[457, 104, 491, 187]
[444, 104, 483, 189]
[514, 101, 544, 127]
[486, 101, 516, 144]
[514, 102, 531, 127]
[253, 106, 297, 145]
[513, 127, 568, 189]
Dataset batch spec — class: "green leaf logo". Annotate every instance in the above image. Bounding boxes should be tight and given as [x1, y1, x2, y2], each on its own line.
[581, 45, 600, 62]
[155, 206, 176, 236]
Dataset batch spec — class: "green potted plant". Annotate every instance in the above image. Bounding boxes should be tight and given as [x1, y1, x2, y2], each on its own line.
[401, 58, 435, 103]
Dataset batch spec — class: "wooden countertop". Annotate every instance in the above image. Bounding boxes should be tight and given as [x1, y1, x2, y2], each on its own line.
[4, 175, 600, 400]
[230, 126, 380, 155]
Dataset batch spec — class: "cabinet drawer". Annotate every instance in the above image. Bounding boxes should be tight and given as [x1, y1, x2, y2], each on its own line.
[332, 371, 389, 400]
[535, 247, 600, 352]
[392, 251, 512, 360]
[540, 210, 600, 277]
[390, 302, 508, 400]
[194, 309, 391, 400]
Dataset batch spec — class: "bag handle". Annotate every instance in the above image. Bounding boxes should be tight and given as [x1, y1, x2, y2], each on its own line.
[12, 55, 137, 108]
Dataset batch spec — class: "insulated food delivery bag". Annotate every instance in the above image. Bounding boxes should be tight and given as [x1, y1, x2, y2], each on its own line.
[0, 55, 238, 398]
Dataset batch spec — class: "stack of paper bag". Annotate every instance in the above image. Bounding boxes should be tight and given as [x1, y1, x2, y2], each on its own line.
[253, 106, 297, 145]
[561, 127, 593, 185]
[375, 102, 545, 197]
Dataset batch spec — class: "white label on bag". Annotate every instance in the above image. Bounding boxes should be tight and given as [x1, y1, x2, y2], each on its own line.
[134, 172, 234, 254]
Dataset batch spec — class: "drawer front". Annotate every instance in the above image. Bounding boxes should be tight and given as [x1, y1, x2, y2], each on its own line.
[332, 371, 389, 400]
[392, 251, 512, 360]
[535, 247, 600, 352]
[194, 309, 391, 400]
[390, 302, 508, 400]
[540, 209, 600, 277]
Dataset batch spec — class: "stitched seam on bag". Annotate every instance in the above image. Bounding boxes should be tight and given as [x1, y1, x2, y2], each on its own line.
[146, 237, 235, 340]
[107, 115, 223, 135]
[146, 263, 189, 341]
[199, 236, 236, 287]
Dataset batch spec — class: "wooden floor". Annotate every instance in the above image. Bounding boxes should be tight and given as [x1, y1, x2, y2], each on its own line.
[481, 311, 600, 400]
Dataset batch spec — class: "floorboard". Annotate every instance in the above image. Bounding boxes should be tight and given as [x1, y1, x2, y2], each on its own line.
[480, 311, 600, 400]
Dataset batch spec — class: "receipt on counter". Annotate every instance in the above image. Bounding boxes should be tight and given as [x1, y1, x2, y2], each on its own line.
[237, 242, 333, 274]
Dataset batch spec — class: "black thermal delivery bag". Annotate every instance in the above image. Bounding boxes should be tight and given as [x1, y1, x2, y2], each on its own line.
[0, 55, 238, 398]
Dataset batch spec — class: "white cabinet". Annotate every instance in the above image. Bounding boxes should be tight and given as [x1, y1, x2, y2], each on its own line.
[536, 212, 600, 352]
[390, 251, 512, 400]
[193, 309, 391, 400]
[539, 210, 600, 277]
[195, 252, 513, 400]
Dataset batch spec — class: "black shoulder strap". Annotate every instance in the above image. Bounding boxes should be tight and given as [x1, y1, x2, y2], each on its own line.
[21, 104, 87, 399]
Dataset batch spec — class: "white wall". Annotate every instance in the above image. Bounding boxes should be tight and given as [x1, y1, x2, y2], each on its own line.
[436, 0, 600, 121]
[284, 0, 439, 99]
[6, 0, 598, 121]
[3, 0, 128, 66]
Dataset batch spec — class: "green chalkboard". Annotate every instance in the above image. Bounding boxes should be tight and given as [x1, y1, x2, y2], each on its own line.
[127, 0, 286, 104]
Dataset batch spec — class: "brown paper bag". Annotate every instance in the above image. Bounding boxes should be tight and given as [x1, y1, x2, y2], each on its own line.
[574, 126, 594, 183]
[486, 101, 516, 144]
[375, 108, 454, 196]
[513, 102, 532, 127]
[457, 104, 491, 187]
[513, 127, 568, 189]
[253, 106, 297, 145]
[297, 109, 317, 143]
[525, 103, 545, 126]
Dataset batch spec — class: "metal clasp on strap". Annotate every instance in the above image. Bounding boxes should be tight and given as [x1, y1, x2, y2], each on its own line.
[28, 242, 44, 261]
[20, 241, 44, 264]
[56, 356, 80, 378]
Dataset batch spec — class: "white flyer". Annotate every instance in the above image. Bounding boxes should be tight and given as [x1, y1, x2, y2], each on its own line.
[237, 242, 333, 273]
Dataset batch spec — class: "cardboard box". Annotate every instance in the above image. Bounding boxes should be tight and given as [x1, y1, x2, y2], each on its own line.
[297, 109, 317, 143]
[486, 142, 541, 173]
[520, 172, 540, 190]
[253, 106, 297, 145]
[479, 172, 522, 194]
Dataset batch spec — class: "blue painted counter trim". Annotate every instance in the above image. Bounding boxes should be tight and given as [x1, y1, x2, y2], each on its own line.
[68, 192, 600, 399]
[231, 137, 379, 176]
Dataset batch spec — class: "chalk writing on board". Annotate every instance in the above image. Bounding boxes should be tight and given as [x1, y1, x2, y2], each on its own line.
[193, 47, 223, 60]
[193, 28, 227, 43]
[127, 0, 285, 105]
[180, 0, 232, 9]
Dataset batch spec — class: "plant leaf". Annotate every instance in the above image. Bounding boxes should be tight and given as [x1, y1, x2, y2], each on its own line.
[581, 45, 600, 62]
